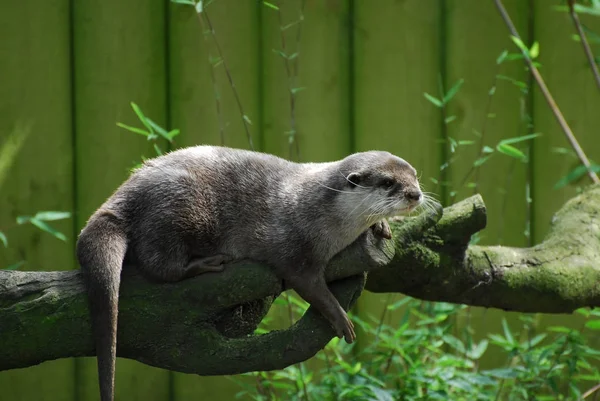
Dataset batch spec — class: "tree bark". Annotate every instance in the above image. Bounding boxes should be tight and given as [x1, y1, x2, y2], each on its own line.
[1, 184, 600, 375]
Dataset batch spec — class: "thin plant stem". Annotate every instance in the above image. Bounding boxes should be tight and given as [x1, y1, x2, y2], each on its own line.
[277, 1, 305, 160]
[473, 69, 500, 192]
[581, 383, 600, 400]
[493, 0, 599, 184]
[198, 16, 225, 145]
[452, 68, 500, 202]
[497, 158, 517, 244]
[568, 0, 600, 93]
[199, 10, 255, 150]
[281, 292, 306, 399]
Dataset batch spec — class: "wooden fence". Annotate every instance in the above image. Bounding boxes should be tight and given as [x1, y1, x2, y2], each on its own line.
[1, 0, 599, 400]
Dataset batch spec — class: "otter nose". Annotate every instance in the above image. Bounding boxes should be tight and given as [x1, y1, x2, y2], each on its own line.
[406, 190, 422, 202]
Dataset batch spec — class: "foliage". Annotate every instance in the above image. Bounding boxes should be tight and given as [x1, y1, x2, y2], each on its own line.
[3, 0, 600, 399]
[1, 210, 71, 270]
[232, 296, 600, 401]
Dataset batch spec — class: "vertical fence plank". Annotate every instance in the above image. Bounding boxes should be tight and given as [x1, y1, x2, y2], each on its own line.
[444, 0, 532, 369]
[446, 0, 530, 246]
[352, 0, 442, 348]
[169, 1, 260, 151]
[0, 1, 75, 400]
[261, 0, 352, 161]
[72, 0, 170, 400]
[168, 1, 260, 399]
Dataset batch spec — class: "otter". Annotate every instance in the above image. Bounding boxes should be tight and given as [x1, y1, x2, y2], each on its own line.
[76, 145, 423, 401]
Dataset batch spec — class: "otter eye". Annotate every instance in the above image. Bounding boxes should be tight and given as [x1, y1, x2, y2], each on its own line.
[382, 178, 394, 189]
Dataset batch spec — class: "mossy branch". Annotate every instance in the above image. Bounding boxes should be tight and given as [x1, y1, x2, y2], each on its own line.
[2, 185, 600, 375]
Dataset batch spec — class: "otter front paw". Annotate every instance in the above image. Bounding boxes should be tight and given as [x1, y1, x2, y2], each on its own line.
[371, 219, 392, 239]
[334, 312, 356, 344]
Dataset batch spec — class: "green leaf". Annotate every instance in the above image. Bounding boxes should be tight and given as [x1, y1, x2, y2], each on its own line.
[116, 122, 149, 137]
[167, 129, 181, 140]
[243, 115, 253, 125]
[485, 368, 520, 379]
[496, 50, 509, 64]
[554, 164, 600, 189]
[468, 340, 488, 360]
[350, 362, 362, 375]
[528, 333, 547, 347]
[443, 334, 466, 354]
[488, 86, 496, 96]
[262, 1, 279, 10]
[0, 231, 7, 248]
[502, 319, 515, 345]
[387, 297, 412, 311]
[130, 102, 154, 134]
[585, 320, 600, 330]
[146, 118, 173, 142]
[287, 295, 309, 310]
[497, 143, 526, 161]
[529, 41, 540, 59]
[574, 3, 600, 16]
[445, 115, 457, 124]
[170, 0, 196, 5]
[474, 154, 493, 167]
[16, 216, 31, 225]
[499, 133, 541, 145]
[33, 211, 71, 221]
[423, 93, 443, 107]
[29, 218, 67, 242]
[368, 386, 395, 401]
[482, 146, 494, 154]
[551, 146, 575, 156]
[281, 20, 302, 31]
[547, 326, 572, 333]
[195, 0, 203, 13]
[290, 87, 306, 95]
[4, 261, 25, 270]
[510, 35, 529, 55]
[575, 307, 591, 318]
[443, 78, 464, 103]
[153, 144, 163, 156]
[458, 140, 474, 145]
[272, 49, 288, 59]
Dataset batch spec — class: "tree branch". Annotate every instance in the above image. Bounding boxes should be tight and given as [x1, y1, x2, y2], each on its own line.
[2, 185, 600, 375]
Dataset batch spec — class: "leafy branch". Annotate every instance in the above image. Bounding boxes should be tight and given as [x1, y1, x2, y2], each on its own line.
[493, 0, 599, 185]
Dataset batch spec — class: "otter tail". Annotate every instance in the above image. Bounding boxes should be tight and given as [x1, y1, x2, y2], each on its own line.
[76, 213, 127, 401]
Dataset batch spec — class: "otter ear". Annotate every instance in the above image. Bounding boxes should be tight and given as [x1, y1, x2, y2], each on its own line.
[347, 172, 361, 187]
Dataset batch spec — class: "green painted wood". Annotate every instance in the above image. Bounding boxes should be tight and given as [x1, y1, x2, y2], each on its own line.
[352, 0, 443, 350]
[169, 1, 260, 151]
[168, 1, 261, 399]
[261, 0, 352, 162]
[71, 0, 170, 400]
[446, 0, 530, 247]
[444, 0, 532, 370]
[530, 0, 600, 361]
[260, 0, 299, 159]
[0, 1, 76, 400]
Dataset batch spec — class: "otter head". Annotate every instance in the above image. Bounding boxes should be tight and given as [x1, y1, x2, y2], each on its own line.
[337, 151, 424, 224]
